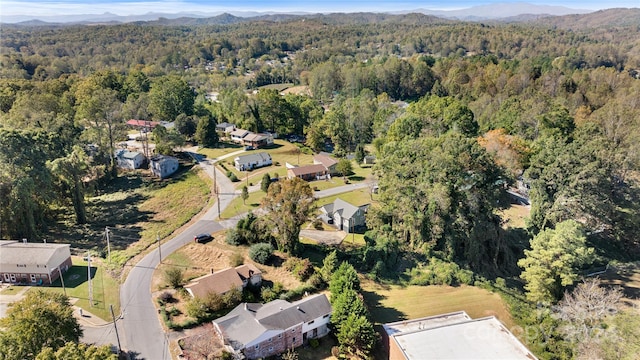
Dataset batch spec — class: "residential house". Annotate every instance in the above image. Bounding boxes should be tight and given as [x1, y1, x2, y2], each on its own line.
[230, 129, 251, 144]
[126, 119, 159, 130]
[115, 149, 145, 170]
[243, 133, 274, 148]
[287, 164, 329, 181]
[234, 152, 272, 171]
[213, 293, 332, 359]
[0, 240, 71, 285]
[149, 155, 179, 179]
[319, 198, 367, 232]
[382, 311, 536, 360]
[184, 264, 262, 299]
[363, 155, 376, 165]
[313, 153, 338, 175]
[216, 122, 236, 134]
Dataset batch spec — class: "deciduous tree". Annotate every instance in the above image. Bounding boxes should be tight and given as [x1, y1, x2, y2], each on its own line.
[0, 290, 82, 360]
[260, 177, 316, 254]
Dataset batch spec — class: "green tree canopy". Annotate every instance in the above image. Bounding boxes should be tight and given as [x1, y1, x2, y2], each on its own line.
[518, 220, 595, 303]
[0, 290, 82, 360]
[149, 76, 195, 121]
[260, 177, 315, 254]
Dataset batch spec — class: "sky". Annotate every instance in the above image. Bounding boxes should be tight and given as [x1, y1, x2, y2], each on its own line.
[1, 0, 639, 17]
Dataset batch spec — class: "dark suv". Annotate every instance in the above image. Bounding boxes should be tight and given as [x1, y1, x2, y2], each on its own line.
[194, 233, 212, 243]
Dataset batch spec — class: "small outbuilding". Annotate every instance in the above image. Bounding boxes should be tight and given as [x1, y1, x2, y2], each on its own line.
[115, 149, 145, 170]
[150, 155, 179, 178]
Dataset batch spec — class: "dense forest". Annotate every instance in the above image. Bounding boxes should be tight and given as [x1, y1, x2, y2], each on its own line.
[1, 9, 640, 358]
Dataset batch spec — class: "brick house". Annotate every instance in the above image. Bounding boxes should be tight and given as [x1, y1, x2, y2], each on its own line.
[287, 164, 329, 181]
[213, 293, 332, 359]
[0, 240, 72, 285]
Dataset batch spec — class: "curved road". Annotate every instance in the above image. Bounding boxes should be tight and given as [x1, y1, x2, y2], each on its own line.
[118, 150, 372, 359]
[119, 153, 236, 359]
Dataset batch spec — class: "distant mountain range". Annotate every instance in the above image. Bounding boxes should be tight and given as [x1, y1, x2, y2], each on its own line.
[1, 2, 596, 24]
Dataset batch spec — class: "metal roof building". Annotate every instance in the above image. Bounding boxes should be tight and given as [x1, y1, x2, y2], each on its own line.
[383, 311, 537, 360]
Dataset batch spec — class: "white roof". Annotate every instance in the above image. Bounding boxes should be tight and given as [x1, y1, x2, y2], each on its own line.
[0, 240, 70, 265]
[385, 312, 536, 360]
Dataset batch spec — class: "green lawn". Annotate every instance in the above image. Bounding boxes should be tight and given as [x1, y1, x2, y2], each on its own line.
[35, 257, 120, 321]
[220, 190, 265, 219]
[361, 282, 514, 329]
[197, 142, 243, 160]
[316, 187, 374, 208]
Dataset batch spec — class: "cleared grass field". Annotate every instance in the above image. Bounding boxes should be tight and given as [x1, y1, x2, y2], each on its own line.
[361, 281, 514, 329]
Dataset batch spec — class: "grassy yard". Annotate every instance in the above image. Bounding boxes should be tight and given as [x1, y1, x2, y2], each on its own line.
[197, 142, 243, 160]
[499, 203, 530, 229]
[33, 256, 120, 321]
[107, 167, 212, 269]
[361, 281, 514, 330]
[316, 187, 375, 208]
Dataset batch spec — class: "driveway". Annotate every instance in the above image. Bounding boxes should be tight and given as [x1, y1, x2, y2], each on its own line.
[300, 229, 347, 245]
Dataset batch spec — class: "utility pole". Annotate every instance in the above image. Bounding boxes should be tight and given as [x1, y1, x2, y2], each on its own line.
[105, 227, 111, 263]
[110, 304, 122, 355]
[87, 252, 93, 307]
[157, 233, 162, 264]
[213, 162, 221, 218]
[58, 266, 66, 296]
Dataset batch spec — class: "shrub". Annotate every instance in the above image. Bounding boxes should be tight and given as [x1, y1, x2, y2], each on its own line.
[229, 252, 244, 267]
[283, 257, 314, 281]
[225, 228, 243, 246]
[309, 338, 320, 349]
[158, 291, 174, 305]
[307, 273, 325, 290]
[229, 173, 239, 182]
[249, 243, 273, 264]
[261, 282, 284, 302]
[185, 297, 209, 320]
[164, 267, 184, 288]
[313, 218, 324, 230]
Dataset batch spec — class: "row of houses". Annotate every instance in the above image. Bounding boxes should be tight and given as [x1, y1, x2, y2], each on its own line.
[115, 149, 179, 179]
[216, 122, 275, 149]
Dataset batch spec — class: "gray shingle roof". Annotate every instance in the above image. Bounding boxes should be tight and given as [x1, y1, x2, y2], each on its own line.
[320, 198, 360, 220]
[235, 152, 271, 165]
[214, 294, 331, 349]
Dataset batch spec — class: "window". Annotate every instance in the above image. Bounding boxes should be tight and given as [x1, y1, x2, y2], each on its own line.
[269, 347, 274, 352]
[308, 320, 315, 325]
[254, 345, 259, 350]
[278, 334, 282, 338]
[291, 329, 295, 333]
[323, 314, 330, 318]
[269, 338, 272, 342]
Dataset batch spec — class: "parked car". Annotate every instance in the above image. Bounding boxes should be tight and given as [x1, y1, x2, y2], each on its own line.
[194, 233, 212, 243]
[244, 145, 255, 150]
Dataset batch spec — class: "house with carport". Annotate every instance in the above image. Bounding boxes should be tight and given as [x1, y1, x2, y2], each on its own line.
[0, 240, 72, 285]
[230, 129, 251, 144]
[115, 149, 145, 170]
[212, 293, 332, 359]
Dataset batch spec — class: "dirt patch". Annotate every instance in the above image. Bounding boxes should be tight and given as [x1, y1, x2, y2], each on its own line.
[300, 229, 346, 246]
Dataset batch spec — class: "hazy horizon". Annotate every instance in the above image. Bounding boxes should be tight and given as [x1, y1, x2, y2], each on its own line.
[2, 0, 639, 18]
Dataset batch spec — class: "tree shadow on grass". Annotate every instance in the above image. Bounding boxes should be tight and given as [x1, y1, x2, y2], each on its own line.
[361, 288, 407, 324]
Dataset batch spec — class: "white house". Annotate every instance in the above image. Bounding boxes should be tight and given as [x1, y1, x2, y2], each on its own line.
[115, 149, 145, 170]
[230, 129, 251, 143]
[149, 155, 179, 179]
[319, 198, 367, 232]
[213, 293, 332, 359]
[0, 240, 72, 285]
[234, 152, 272, 171]
[216, 122, 236, 134]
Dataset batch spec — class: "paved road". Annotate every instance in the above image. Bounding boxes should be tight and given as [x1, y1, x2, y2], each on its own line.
[118, 151, 235, 360]
[314, 182, 370, 198]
